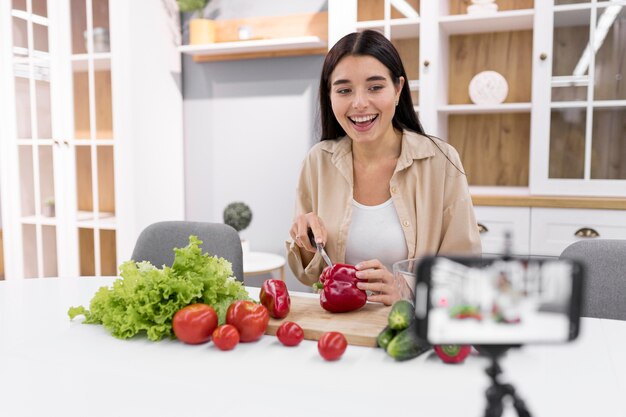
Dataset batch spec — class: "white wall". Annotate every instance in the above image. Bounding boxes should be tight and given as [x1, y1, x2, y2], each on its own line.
[183, 50, 325, 292]
[182, 1, 327, 292]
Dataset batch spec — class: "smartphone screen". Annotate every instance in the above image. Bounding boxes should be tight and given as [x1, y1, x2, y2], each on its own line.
[414, 256, 583, 345]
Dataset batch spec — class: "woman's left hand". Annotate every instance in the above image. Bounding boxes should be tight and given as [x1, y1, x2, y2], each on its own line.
[354, 259, 401, 306]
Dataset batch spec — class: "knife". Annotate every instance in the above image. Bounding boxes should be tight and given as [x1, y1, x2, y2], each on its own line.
[308, 228, 333, 268]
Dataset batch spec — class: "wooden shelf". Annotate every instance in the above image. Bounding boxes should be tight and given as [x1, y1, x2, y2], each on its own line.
[472, 195, 626, 210]
[180, 36, 327, 62]
[181, 12, 328, 62]
[439, 9, 534, 35]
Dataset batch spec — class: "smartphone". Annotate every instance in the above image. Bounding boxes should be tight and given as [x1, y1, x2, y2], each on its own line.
[413, 256, 584, 345]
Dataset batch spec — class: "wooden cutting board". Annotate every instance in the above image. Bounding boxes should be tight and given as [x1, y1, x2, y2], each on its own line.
[265, 295, 391, 347]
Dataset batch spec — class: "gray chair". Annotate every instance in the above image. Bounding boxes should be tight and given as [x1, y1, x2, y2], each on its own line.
[560, 239, 626, 320]
[131, 221, 244, 282]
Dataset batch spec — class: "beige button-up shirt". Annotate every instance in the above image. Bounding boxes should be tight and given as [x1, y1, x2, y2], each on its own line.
[286, 130, 482, 286]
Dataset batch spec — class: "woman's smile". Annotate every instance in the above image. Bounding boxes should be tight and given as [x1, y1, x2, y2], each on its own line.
[349, 114, 379, 132]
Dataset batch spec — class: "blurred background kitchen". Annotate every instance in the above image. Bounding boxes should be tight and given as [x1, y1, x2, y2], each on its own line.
[1, 0, 625, 291]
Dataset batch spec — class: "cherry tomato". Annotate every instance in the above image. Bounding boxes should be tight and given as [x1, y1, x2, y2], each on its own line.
[317, 331, 347, 361]
[212, 324, 240, 351]
[226, 300, 270, 342]
[172, 303, 218, 345]
[276, 321, 304, 346]
[434, 345, 471, 364]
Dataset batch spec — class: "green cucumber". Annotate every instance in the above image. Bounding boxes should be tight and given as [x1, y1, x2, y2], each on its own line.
[376, 325, 397, 349]
[385, 323, 430, 361]
[387, 299, 415, 330]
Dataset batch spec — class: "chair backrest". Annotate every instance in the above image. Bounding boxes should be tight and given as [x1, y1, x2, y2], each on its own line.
[560, 239, 626, 321]
[131, 221, 244, 282]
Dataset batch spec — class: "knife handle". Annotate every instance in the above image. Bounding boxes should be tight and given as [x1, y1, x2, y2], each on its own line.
[307, 228, 317, 246]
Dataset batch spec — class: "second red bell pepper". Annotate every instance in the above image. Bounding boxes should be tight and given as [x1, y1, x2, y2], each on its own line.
[260, 279, 291, 319]
[317, 264, 367, 313]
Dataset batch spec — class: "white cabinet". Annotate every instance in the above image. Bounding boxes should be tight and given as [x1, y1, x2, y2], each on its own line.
[530, 208, 626, 256]
[328, 0, 626, 257]
[0, 0, 184, 279]
[474, 206, 531, 255]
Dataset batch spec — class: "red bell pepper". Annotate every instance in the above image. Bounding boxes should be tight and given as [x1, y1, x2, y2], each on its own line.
[260, 279, 291, 319]
[434, 344, 471, 364]
[316, 264, 367, 313]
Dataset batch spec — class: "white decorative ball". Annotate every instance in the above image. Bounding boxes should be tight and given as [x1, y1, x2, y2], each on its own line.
[468, 70, 509, 105]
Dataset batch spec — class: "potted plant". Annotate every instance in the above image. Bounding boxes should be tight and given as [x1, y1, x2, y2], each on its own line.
[177, 0, 215, 45]
[43, 197, 55, 217]
[223, 202, 253, 253]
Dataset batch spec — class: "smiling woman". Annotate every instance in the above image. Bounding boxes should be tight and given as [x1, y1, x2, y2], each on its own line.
[286, 30, 481, 307]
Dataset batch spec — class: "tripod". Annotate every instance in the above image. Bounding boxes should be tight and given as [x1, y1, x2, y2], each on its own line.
[478, 346, 532, 417]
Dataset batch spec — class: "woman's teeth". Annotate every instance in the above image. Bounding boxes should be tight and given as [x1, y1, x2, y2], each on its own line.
[350, 115, 377, 124]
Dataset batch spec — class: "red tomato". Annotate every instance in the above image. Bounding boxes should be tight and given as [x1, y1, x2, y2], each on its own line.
[226, 300, 269, 342]
[276, 321, 304, 346]
[212, 324, 240, 351]
[172, 303, 218, 345]
[317, 331, 347, 361]
[434, 345, 471, 364]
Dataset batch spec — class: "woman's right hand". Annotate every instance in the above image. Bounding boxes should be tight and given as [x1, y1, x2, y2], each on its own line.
[289, 212, 327, 254]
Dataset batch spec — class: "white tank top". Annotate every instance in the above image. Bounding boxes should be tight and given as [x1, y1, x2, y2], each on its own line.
[345, 198, 408, 272]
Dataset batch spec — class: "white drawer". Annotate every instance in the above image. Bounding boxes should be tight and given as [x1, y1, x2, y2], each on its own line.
[530, 208, 626, 256]
[474, 206, 530, 255]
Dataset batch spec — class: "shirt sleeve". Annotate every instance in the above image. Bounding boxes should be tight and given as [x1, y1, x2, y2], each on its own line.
[285, 155, 326, 286]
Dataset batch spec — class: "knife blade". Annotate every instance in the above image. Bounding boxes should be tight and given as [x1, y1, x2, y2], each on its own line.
[308, 228, 333, 268]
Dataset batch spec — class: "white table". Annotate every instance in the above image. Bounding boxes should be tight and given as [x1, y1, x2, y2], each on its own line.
[0, 277, 624, 417]
[243, 251, 285, 280]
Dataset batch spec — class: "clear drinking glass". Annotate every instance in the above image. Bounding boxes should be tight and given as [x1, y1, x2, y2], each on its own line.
[392, 258, 421, 301]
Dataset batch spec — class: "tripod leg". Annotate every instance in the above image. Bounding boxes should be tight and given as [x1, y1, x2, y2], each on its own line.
[485, 385, 505, 417]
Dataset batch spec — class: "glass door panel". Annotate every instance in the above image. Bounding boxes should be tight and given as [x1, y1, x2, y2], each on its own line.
[42, 225, 58, 277]
[31, 0, 46, 17]
[32, 22, 48, 53]
[13, 0, 26, 11]
[35, 79, 51, 139]
[594, 5, 626, 101]
[94, 69, 113, 139]
[72, 65, 91, 139]
[551, 8, 591, 102]
[97, 146, 115, 215]
[71, 0, 88, 55]
[591, 107, 626, 179]
[78, 228, 95, 276]
[14, 76, 32, 138]
[38, 145, 55, 217]
[92, 0, 110, 34]
[22, 224, 38, 278]
[19, 146, 35, 217]
[549, 108, 587, 179]
[12, 16, 28, 50]
[100, 229, 116, 276]
[75, 145, 93, 216]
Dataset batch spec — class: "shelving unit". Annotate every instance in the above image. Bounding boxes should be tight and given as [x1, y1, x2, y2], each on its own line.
[0, 0, 185, 279]
[329, 0, 626, 257]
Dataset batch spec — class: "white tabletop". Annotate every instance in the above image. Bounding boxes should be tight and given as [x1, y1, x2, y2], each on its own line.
[0, 277, 624, 417]
[242, 251, 285, 275]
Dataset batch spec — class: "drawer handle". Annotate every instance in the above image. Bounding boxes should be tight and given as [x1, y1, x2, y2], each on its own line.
[477, 223, 488, 234]
[574, 227, 600, 238]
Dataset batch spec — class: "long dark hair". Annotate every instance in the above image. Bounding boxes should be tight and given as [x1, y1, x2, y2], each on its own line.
[319, 30, 426, 141]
